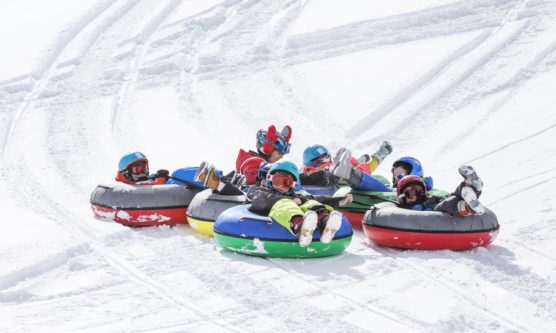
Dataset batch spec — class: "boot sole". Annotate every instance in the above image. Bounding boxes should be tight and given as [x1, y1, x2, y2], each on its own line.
[458, 165, 483, 192]
[461, 186, 485, 215]
[320, 211, 342, 244]
[332, 150, 352, 179]
[194, 161, 209, 183]
[299, 211, 318, 247]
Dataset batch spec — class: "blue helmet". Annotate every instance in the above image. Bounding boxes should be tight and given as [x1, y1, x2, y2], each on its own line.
[266, 161, 299, 189]
[118, 152, 148, 172]
[303, 144, 330, 166]
[392, 157, 423, 177]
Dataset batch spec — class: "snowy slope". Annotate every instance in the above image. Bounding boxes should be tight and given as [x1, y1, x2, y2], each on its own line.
[1, 0, 556, 331]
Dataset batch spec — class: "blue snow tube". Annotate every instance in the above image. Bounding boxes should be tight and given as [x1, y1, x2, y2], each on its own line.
[301, 184, 338, 196]
[213, 204, 353, 258]
[167, 167, 223, 187]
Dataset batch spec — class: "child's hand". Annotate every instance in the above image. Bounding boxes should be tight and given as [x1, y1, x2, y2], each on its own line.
[339, 194, 353, 206]
[293, 198, 302, 205]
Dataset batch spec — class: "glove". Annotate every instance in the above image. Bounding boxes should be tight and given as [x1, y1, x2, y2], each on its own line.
[339, 194, 353, 207]
[155, 169, 170, 179]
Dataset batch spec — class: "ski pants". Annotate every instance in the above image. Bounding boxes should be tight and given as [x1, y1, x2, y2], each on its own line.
[354, 172, 390, 192]
[269, 199, 333, 235]
[435, 182, 482, 215]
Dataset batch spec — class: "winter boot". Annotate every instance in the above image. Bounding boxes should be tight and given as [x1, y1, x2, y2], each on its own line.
[460, 186, 485, 215]
[320, 210, 342, 244]
[194, 162, 209, 184]
[332, 149, 353, 180]
[372, 141, 393, 163]
[458, 165, 483, 193]
[333, 147, 346, 163]
[298, 210, 318, 247]
[194, 162, 220, 190]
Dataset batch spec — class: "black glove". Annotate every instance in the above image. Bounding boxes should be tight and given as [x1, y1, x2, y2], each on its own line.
[155, 169, 170, 179]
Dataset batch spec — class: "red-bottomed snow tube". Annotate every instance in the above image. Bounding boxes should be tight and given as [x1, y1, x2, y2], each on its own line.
[340, 211, 365, 230]
[362, 202, 499, 251]
[90, 182, 202, 227]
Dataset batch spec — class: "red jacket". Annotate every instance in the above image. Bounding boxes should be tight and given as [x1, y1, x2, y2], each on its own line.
[236, 149, 267, 185]
[302, 157, 370, 175]
[115, 171, 166, 185]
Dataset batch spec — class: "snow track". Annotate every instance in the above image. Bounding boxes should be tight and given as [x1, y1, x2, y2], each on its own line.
[2, 0, 556, 331]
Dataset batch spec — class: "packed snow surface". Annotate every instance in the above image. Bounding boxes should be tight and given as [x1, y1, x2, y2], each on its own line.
[1, 0, 556, 332]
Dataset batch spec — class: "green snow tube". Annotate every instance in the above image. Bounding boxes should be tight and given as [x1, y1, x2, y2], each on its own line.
[213, 205, 353, 258]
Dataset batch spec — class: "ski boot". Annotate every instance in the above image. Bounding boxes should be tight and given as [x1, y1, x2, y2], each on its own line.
[458, 165, 483, 193]
[332, 148, 352, 180]
[372, 140, 393, 163]
[460, 186, 485, 215]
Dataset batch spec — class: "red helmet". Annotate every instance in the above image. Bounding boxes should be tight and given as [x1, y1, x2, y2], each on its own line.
[396, 175, 426, 205]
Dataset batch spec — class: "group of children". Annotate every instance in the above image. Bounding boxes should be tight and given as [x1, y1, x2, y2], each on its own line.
[116, 124, 485, 246]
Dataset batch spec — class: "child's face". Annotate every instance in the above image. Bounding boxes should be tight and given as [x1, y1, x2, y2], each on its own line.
[129, 161, 148, 179]
[268, 150, 283, 163]
[401, 184, 425, 204]
[270, 171, 294, 193]
[392, 166, 408, 185]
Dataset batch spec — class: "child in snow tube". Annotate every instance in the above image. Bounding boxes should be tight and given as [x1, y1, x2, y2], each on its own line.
[194, 124, 293, 195]
[396, 165, 485, 216]
[299, 141, 393, 190]
[332, 150, 435, 193]
[246, 161, 352, 247]
[115, 152, 169, 185]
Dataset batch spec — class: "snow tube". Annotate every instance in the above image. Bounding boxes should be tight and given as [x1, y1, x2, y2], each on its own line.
[302, 184, 338, 196]
[213, 205, 353, 258]
[186, 189, 248, 237]
[362, 202, 499, 250]
[166, 166, 223, 187]
[90, 182, 202, 227]
[335, 186, 451, 230]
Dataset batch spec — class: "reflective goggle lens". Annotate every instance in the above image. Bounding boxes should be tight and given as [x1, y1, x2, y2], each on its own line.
[403, 185, 424, 199]
[130, 162, 148, 174]
[311, 153, 331, 166]
[271, 172, 294, 191]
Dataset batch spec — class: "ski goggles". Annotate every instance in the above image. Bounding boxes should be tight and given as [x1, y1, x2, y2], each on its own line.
[311, 153, 331, 166]
[392, 168, 407, 184]
[269, 171, 296, 192]
[402, 184, 425, 200]
[130, 162, 148, 175]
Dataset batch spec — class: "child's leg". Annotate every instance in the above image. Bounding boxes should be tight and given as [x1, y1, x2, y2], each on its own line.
[269, 199, 305, 234]
[299, 200, 342, 243]
[435, 182, 484, 216]
[299, 170, 339, 187]
[434, 196, 460, 215]
[215, 181, 244, 195]
[299, 199, 333, 213]
[353, 172, 390, 192]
